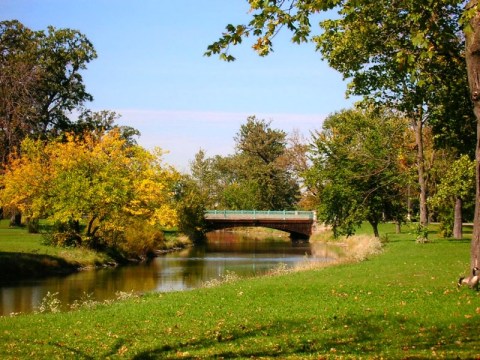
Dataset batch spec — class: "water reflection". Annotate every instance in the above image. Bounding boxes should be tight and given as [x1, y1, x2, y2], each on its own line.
[0, 231, 336, 315]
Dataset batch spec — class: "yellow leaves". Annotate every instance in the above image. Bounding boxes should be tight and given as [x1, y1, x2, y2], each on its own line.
[151, 205, 178, 228]
[1, 130, 179, 246]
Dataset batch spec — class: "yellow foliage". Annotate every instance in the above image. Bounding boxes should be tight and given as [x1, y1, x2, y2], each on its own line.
[0, 130, 179, 254]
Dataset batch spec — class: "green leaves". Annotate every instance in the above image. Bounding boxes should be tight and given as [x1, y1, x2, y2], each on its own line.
[204, 24, 248, 61]
[0, 20, 97, 165]
[306, 107, 410, 237]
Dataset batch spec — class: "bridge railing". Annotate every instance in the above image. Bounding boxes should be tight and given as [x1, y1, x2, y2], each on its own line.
[205, 210, 315, 220]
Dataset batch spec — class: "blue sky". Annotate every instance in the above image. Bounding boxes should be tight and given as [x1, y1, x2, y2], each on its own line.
[2, 0, 355, 171]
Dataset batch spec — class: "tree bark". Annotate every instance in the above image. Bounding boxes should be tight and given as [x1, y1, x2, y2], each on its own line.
[395, 220, 401, 234]
[453, 197, 463, 239]
[466, 0, 480, 270]
[414, 116, 428, 226]
[369, 219, 380, 238]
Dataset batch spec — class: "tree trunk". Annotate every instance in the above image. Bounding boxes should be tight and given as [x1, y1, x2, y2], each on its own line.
[406, 184, 412, 221]
[9, 211, 21, 227]
[369, 220, 380, 238]
[466, 0, 480, 270]
[86, 216, 97, 237]
[453, 197, 463, 239]
[414, 116, 428, 226]
[395, 220, 401, 234]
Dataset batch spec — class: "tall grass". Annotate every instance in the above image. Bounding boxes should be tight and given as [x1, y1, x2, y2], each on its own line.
[1, 223, 479, 358]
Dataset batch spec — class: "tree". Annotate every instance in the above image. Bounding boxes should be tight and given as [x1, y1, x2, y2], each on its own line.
[233, 116, 300, 209]
[306, 108, 409, 237]
[207, 0, 472, 228]
[0, 131, 179, 257]
[73, 109, 141, 145]
[464, 0, 480, 270]
[174, 175, 207, 243]
[279, 129, 316, 210]
[189, 149, 225, 209]
[0, 20, 97, 165]
[189, 116, 300, 211]
[429, 155, 475, 238]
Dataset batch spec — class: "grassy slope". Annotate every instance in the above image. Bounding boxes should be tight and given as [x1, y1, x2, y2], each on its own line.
[0, 220, 113, 279]
[1, 223, 480, 359]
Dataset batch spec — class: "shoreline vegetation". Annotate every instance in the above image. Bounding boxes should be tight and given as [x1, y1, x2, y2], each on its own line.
[1, 222, 479, 358]
[0, 219, 336, 282]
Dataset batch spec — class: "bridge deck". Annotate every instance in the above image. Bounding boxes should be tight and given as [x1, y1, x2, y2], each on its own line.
[205, 210, 315, 220]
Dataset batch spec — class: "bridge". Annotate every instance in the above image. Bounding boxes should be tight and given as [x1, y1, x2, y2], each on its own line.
[204, 210, 316, 241]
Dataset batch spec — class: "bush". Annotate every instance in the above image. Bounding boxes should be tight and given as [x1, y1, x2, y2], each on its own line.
[412, 223, 430, 243]
[26, 218, 40, 233]
[438, 214, 453, 238]
[344, 234, 383, 261]
[98, 218, 165, 259]
[42, 220, 82, 247]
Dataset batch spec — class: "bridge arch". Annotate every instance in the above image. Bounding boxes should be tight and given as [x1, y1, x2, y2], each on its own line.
[204, 210, 315, 241]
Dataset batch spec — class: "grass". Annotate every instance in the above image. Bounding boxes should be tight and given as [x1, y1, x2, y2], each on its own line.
[1, 222, 479, 358]
[0, 220, 114, 280]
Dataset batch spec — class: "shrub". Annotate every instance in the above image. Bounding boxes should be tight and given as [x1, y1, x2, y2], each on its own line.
[42, 220, 82, 247]
[98, 218, 165, 259]
[35, 291, 61, 314]
[344, 234, 383, 261]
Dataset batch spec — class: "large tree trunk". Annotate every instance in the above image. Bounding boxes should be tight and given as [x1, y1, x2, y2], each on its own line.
[453, 197, 463, 239]
[414, 116, 428, 226]
[466, 0, 480, 270]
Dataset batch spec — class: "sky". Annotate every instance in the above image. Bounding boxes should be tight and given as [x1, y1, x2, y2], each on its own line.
[2, 0, 355, 171]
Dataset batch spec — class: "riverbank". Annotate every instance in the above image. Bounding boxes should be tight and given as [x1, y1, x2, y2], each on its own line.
[1, 223, 478, 359]
[0, 220, 191, 281]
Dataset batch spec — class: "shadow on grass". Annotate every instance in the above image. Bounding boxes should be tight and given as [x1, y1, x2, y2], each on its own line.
[0, 252, 78, 282]
[128, 313, 479, 359]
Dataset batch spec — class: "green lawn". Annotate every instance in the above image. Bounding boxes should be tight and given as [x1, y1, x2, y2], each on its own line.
[1, 223, 479, 359]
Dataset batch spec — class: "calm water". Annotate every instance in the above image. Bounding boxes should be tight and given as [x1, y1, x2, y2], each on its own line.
[0, 231, 336, 316]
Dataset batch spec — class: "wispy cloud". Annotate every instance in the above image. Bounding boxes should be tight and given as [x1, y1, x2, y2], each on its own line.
[109, 108, 327, 172]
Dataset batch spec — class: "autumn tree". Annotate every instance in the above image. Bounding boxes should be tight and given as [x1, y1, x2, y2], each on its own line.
[0, 131, 178, 257]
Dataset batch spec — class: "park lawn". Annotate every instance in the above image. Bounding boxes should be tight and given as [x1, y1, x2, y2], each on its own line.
[1, 223, 480, 359]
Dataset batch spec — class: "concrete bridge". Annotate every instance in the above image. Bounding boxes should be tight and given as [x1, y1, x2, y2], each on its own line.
[204, 210, 316, 241]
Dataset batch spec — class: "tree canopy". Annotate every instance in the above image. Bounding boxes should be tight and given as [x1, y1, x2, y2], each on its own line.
[0, 20, 97, 165]
[189, 116, 300, 211]
[207, 0, 474, 227]
[306, 107, 410, 237]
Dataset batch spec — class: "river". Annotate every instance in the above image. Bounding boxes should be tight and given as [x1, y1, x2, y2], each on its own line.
[0, 230, 337, 316]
